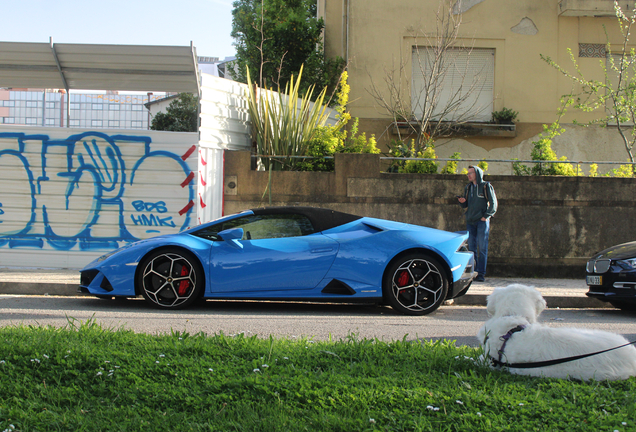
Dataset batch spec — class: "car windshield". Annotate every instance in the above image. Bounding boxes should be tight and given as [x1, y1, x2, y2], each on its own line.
[191, 213, 316, 241]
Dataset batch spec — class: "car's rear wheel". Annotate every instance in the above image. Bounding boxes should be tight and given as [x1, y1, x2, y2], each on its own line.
[137, 248, 204, 309]
[383, 253, 448, 316]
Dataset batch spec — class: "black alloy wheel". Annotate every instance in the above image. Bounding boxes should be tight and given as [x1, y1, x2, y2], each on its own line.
[383, 253, 449, 316]
[137, 248, 204, 309]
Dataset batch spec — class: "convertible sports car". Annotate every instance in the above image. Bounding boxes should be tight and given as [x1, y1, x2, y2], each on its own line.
[79, 207, 476, 315]
[586, 240, 636, 310]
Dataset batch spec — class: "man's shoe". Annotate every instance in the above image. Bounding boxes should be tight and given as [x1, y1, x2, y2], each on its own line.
[475, 275, 485, 282]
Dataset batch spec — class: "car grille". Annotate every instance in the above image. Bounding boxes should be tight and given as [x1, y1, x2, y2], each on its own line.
[586, 259, 611, 274]
[80, 269, 99, 286]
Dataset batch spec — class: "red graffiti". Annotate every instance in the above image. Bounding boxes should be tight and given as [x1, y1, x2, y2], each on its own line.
[178, 200, 194, 216]
[200, 150, 207, 166]
[200, 172, 207, 186]
[199, 194, 207, 209]
[181, 145, 196, 161]
[181, 172, 195, 188]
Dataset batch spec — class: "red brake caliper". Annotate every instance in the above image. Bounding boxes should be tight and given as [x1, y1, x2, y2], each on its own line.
[397, 270, 410, 288]
[177, 264, 190, 295]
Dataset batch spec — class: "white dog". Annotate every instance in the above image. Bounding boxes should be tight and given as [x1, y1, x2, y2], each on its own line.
[477, 284, 636, 381]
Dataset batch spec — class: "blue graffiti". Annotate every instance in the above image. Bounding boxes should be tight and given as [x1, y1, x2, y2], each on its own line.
[0, 131, 196, 251]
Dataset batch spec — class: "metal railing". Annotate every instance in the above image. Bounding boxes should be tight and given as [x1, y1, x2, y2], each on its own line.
[250, 155, 636, 175]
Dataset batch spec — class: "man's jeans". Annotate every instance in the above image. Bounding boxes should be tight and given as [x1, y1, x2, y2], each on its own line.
[467, 219, 490, 277]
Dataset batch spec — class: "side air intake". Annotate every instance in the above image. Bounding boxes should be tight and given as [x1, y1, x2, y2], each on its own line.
[321, 279, 356, 295]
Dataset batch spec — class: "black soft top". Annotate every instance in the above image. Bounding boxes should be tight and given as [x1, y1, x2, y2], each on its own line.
[251, 206, 362, 232]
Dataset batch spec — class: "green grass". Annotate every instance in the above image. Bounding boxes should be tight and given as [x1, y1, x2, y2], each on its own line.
[0, 319, 634, 432]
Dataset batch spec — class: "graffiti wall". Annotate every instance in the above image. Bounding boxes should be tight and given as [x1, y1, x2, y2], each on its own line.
[0, 127, 199, 268]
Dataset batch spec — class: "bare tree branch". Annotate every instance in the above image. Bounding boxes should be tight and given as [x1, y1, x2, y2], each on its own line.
[367, 0, 493, 150]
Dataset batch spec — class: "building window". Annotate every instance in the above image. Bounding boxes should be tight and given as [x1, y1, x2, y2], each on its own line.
[70, 103, 80, 110]
[109, 120, 119, 127]
[411, 47, 495, 122]
[132, 105, 143, 111]
[45, 102, 56, 109]
[2, 101, 14, 107]
[91, 120, 103, 127]
[69, 119, 80, 127]
[26, 101, 38, 108]
[131, 121, 143, 128]
[2, 118, 15, 124]
[109, 104, 120, 111]
[26, 118, 38, 124]
[92, 104, 103, 110]
[45, 118, 56, 126]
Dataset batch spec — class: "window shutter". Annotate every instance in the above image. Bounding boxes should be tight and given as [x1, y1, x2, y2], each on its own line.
[412, 47, 494, 122]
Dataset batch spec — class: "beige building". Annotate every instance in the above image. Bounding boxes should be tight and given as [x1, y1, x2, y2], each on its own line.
[318, 0, 636, 174]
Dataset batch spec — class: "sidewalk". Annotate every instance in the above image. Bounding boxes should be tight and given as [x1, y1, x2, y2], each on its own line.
[0, 268, 606, 308]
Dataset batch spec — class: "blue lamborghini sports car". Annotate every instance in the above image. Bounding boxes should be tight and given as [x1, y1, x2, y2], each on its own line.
[79, 207, 476, 315]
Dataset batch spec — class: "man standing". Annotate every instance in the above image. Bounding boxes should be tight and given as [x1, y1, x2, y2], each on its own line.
[457, 165, 497, 282]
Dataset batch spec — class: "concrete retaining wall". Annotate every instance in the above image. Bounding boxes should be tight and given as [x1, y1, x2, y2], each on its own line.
[223, 150, 636, 277]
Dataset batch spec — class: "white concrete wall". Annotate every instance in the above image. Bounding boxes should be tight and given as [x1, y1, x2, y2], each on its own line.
[0, 127, 198, 268]
[198, 74, 252, 224]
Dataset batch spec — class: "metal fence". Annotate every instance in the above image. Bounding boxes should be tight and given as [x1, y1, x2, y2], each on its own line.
[251, 155, 636, 175]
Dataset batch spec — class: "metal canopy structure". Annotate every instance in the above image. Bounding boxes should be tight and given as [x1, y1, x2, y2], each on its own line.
[0, 40, 200, 94]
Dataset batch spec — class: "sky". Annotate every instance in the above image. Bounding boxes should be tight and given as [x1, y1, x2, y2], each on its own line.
[3, 0, 237, 59]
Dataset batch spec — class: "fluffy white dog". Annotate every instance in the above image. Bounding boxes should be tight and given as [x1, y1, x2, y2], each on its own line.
[477, 284, 636, 381]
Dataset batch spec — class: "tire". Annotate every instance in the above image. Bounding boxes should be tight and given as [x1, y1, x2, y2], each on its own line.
[383, 253, 448, 316]
[137, 248, 204, 309]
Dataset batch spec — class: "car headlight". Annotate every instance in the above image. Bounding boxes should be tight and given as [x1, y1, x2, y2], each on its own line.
[617, 258, 636, 270]
[97, 243, 134, 262]
[457, 239, 470, 252]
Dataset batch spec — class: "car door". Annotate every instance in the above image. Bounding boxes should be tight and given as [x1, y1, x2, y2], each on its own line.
[205, 213, 340, 293]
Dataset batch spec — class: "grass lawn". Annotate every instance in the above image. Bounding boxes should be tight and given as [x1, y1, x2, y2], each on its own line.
[0, 319, 634, 431]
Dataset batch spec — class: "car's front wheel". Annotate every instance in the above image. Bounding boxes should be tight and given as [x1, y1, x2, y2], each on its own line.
[137, 248, 204, 309]
[383, 253, 448, 316]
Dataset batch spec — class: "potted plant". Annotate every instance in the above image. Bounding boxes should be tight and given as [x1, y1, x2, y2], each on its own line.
[491, 107, 519, 131]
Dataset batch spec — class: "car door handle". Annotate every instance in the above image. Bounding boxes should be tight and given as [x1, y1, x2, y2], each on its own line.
[311, 247, 334, 254]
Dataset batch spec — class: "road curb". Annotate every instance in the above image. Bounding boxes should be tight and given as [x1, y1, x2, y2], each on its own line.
[453, 293, 607, 308]
[0, 281, 610, 309]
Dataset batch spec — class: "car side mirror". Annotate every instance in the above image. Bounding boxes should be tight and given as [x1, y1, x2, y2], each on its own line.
[218, 228, 244, 249]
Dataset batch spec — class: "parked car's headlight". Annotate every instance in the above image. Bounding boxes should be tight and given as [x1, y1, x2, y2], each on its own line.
[97, 243, 134, 262]
[617, 258, 636, 270]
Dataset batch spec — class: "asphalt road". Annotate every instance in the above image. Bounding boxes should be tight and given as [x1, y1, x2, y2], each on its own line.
[2, 295, 636, 347]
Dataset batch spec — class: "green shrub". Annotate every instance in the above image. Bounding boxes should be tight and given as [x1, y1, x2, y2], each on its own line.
[603, 164, 635, 177]
[297, 71, 378, 172]
[441, 152, 462, 174]
[530, 121, 581, 176]
[589, 163, 598, 177]
[401, 139, 439, 174]
[512, 159, 532, 176]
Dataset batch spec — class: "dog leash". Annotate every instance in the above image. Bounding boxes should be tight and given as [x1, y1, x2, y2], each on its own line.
[491, 334, 636, 369]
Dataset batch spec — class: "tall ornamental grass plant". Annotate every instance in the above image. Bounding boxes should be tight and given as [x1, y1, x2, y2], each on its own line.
[246, 65, 330, 170]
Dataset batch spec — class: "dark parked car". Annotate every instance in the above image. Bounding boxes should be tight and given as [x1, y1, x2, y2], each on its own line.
[586, 241, 636, 310]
